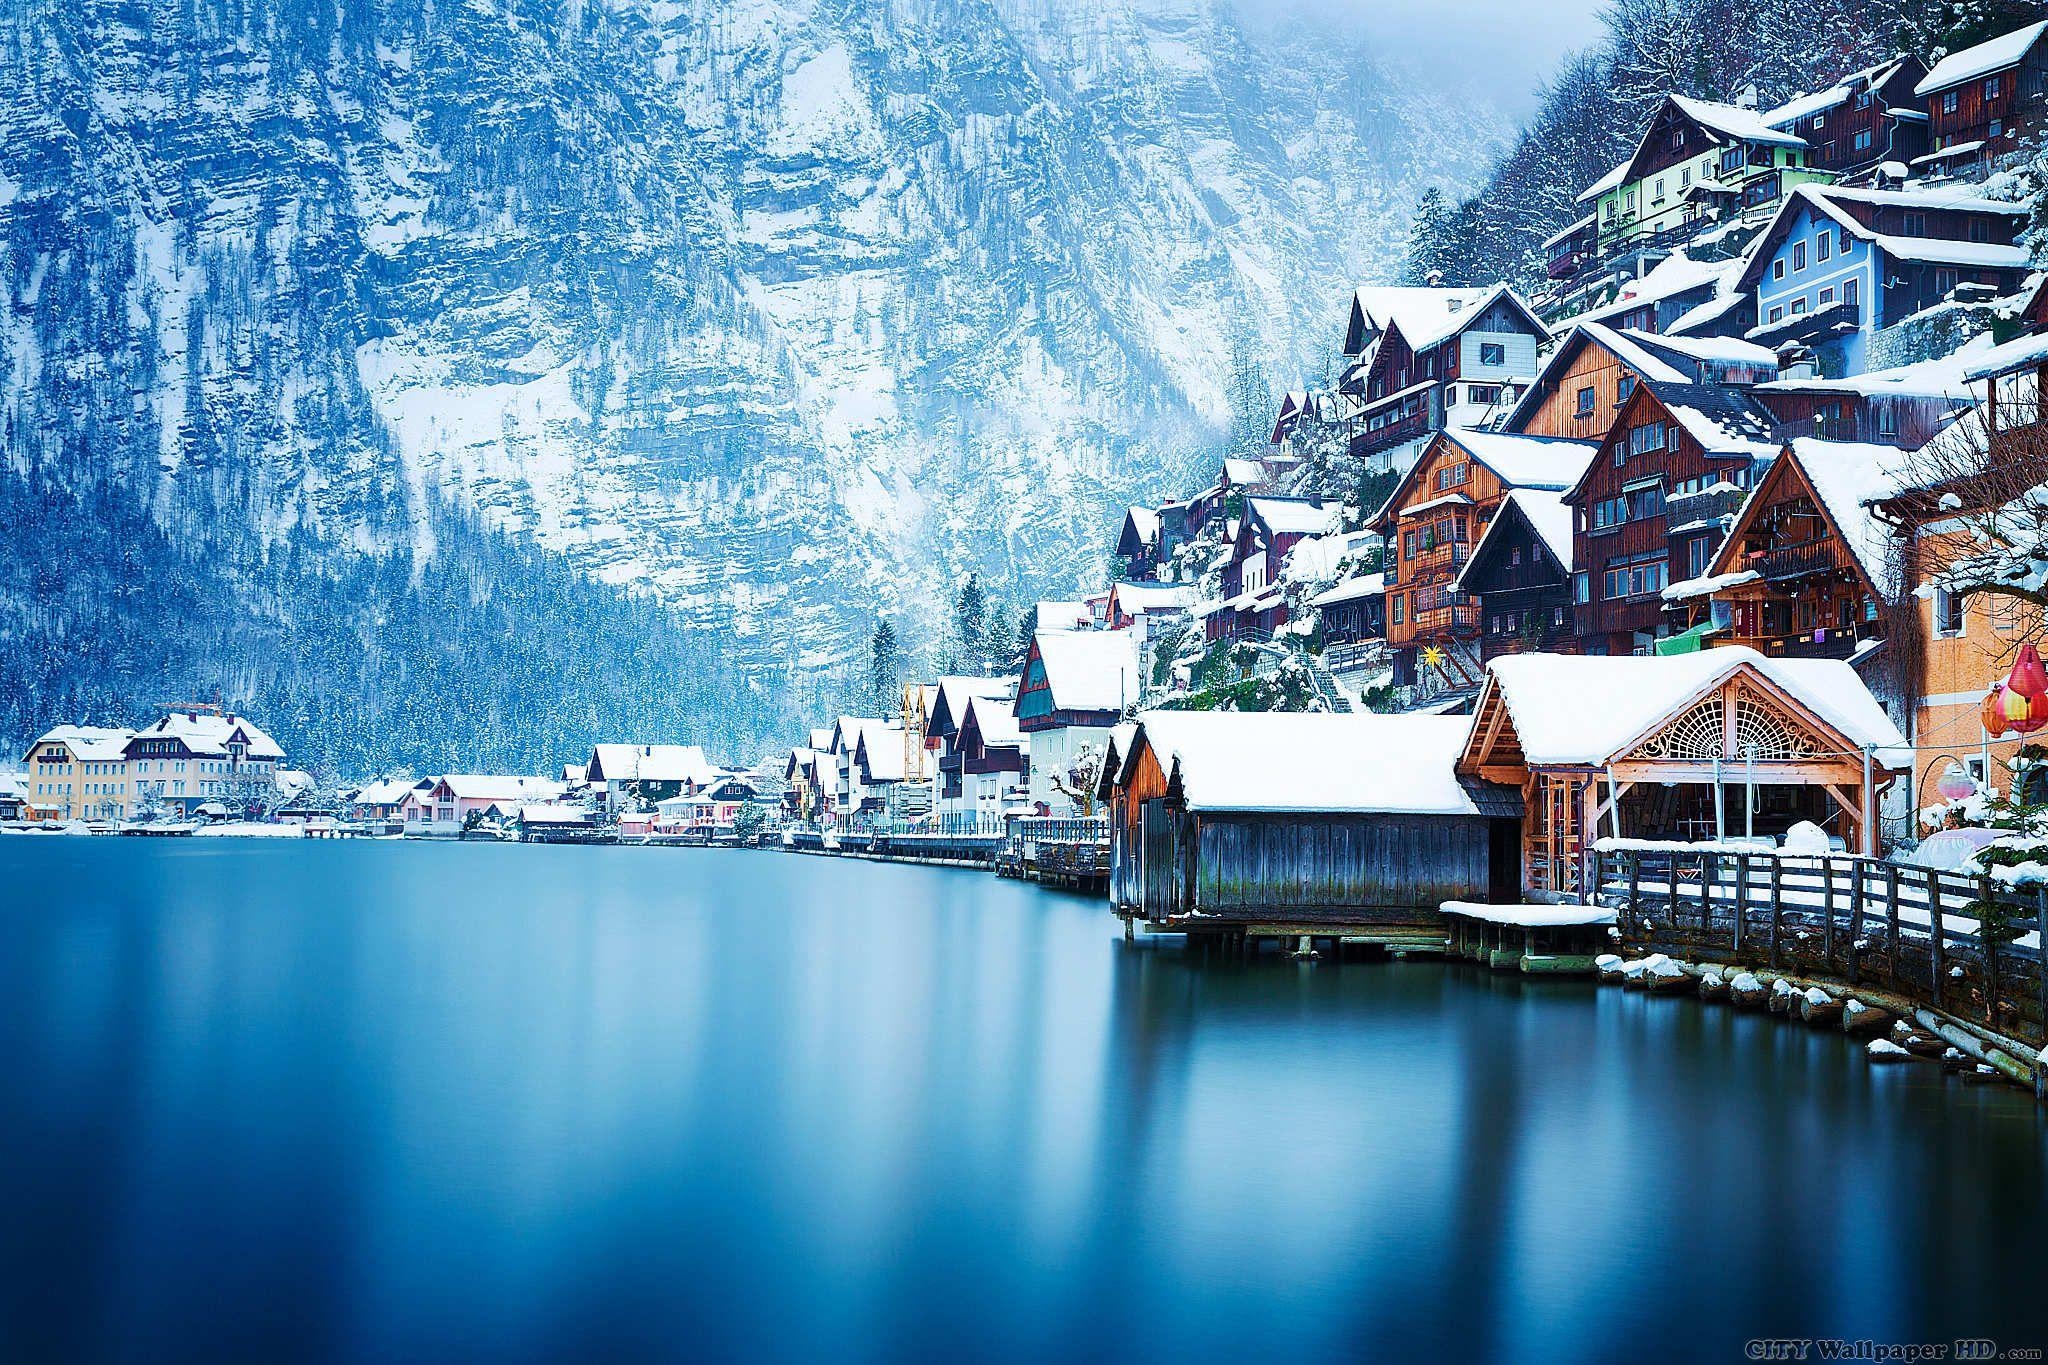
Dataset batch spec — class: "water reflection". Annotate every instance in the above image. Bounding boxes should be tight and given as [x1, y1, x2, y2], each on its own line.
[0, 840, 2041, 1364]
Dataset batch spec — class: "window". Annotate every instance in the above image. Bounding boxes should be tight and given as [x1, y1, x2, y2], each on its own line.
[1510, 546, 1522, 567]
[1617, 374, 1637, 405]
[1772, 258, 1786, 281]
[1603, 552, 1668, 600]
[1791, 297, 1808, 315]
[1576, 386, 1596, 416]
[1942, 90, 1959, 114]
[1626, 483, 1665, 520]
[1902, 211, 1927, 237]
[1839, 227, 1851, 254]
[1768, 305, 1785, 323]
[1991, 119, 2005, 139]
[1574, 571, 1591, 604]
[1590, 495, 1629, 530]
[1970, 217, 1992, 243]
[1653, 177, 1665, 203]
[1624, 190, 1636, 213]
[1670, 128, 1685, 151]
[1877, 402, 1898, 438]
[1812, 113, 1826, 131]
[1434, 461, 1468, 492]
[1845, 277, 1859, 308]
[1479, 342, 1505, 366]
[1934, 587, 1964, 637]
[1680, 166, 1691, 188]
[1628, 421, 1668, 456]
[1817, 232, 1830, 263]
[1986, 74, 2003, 100]
[1819, 286, 1835, 305]
[1853, 128, 1872, 152]
[1392, 594, 1405, 625]
[1793, 241, 1807, 271]
[1936, 267, 1961, 296]
[1685, 536, 1714, 578]
[1855, 91, 1873, 110]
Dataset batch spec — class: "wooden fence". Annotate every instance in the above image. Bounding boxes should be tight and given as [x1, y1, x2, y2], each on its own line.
[1596, 847, 2047, 1048]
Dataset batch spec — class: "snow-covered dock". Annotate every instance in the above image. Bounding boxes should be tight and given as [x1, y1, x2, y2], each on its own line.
[1441, 901, 1617, 975]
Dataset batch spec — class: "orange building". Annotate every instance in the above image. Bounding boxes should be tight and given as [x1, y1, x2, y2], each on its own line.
[1370, 429, 1596, 694]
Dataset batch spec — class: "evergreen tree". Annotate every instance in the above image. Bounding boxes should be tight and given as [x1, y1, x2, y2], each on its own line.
[868, 619, 900, 711]
[1224, 333, 1273, 456]
[954, 575, 989, 673]
[1402, 188, 1461, 287]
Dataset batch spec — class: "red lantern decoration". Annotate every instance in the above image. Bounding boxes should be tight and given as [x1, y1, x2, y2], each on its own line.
[1985, 683, 2013, 737]
[2004, 644, 2048, 736]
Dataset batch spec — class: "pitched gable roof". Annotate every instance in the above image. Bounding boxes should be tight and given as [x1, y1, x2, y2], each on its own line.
[1915, 20, 2048, 95]
[1735, 185, 2030, 293]
[587, 743, 713, 785]
[1458, 488, 1574, 591]
[1710, 438, 1913, 598]
[1023, 629, 1139, 716]
[1762, 55, 1924, 127]
[1126, 712, 1482, 815]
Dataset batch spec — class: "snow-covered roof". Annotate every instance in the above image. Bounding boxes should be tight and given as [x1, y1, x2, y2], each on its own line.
[1350, 285, 1497, 349]
[1873, 236, 2030, 269]
[438, 775, 567, 803]
[1309, 572, 1385, 608]
[1965, 326, 2048, 381]
[1541, 213, 1596, 250]
[1758, 332, 1990, 400]
[1569, 251, 1740, 328]
[1111, 581, 1197, 613]
[129, 712, 285, 761]
[1576, 158, 1630, 204]
[855, 727, 907, 783]
[1643, 380, 1780, 458]
[1742, 184, 2029, 293]
[1477, 647, 1906, 767]
[1666, 290, 1750, 338]
[1247, 496, 1340, 538]
[1622, 328, 1778, 370]
[1446, 430, 1598, 491]
[1461, 489, 1574, 588]
[1662, 568, 1761, 602]
[1130, 712, 1482, 815]
[962, 693, 1024, 747]
[518, 804, 591, 825]
[29, 725, 137, 762]
[1814, 184, 2029, 215]
[588, 743, 713, 785]
[1223, 457, 1267, 486]
[1028, 629, 1139, 714]
[1915, 20, 2048, 96]
[1123, 505, 1161, 541]
[351, 778, 420, 807]
[1762, 56, 1917, 126]
[1034, 600, 1093, 631]
[1397, 492, 1475, 518]
[1912, 139, 1987, 166]
[1734, 438, 1914, 597]
[1670, 95, 1808, 148]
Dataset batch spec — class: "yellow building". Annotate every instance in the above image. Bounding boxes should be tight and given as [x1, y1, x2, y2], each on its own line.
[24, 726, 137, 822]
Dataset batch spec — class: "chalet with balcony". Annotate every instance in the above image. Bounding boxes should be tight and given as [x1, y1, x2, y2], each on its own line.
[1579, 95, 1835, 264]
[1682, 438, 1907, 665]
[942, 694, 1029, 820]
[1208, 497, 1340, 642]
[1341, 283, 1549, 472]
[1914, 19, 2048, 179]
[1115, 506, 1164, 579]
[1565, 377, 1779, 656]
[1456, 489, 1578, 661]
[1566, 249, 1751, 338]
[1761, 55, 1930, 180]
[1310, 573, 1386, 668]
[1544, 215, 1598, 284]
[1737, 185, 2031, 372]
[1371, 429, 1597, 692]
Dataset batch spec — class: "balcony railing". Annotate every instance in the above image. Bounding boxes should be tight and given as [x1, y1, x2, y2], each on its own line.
[1753, 540, 1840, 582]
[1349, 403, 1434, 457]
[1410, 604, 1484, 636]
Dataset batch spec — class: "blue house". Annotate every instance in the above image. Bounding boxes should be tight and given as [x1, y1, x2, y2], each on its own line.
[1738, 185, 2030, 375]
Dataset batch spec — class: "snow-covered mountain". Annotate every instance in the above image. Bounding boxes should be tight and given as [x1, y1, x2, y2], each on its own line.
[1, 0, 1497, 758]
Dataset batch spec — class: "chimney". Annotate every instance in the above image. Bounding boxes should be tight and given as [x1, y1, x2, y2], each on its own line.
[1775, 342, 1818, 382]
[1425, 268, 1446, 288]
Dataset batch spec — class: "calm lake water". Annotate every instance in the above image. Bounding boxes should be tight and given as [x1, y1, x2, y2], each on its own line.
[1, 839, 2044, 1364]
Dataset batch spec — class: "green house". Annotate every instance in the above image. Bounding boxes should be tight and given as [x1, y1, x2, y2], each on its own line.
[1579, 95, 1837, 260]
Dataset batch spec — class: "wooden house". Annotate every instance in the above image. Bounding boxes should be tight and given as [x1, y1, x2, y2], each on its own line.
[1751, 345, 1978, 447]
[1309, 573, 1385, 651]
[402, 775, 566, 836]
[1456, 489, 1578, 660]
[1458, 650, 1907, 898]
[1564, 375, 1779, 656]
[1566, 250, 1749, 338]
[1683, 438, 1908, 661]
[1100, 712, 1521, 940]
[1737, 185, 2031, 373]
[1016, 629, 1139, 813]
[1115, 506, 1164, 580]
[1370, 429, 1597, 691]
[1578, 95, 1835, 264]
[1914, 20, 2048, 179]
[927, 677, 1019, 814]
[1761, 56, 1930, 180]
[1502, 321, 1770, 443]
[1341, 283, 1549, 471]
[1209, 497, 1339, 642]
[585, 743, 714, 814]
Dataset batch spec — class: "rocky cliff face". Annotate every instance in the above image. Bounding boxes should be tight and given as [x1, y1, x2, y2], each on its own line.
[0, 0, 1495, 756]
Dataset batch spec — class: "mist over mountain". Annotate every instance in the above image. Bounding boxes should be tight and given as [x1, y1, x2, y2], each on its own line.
[0, 0, 1500, 767]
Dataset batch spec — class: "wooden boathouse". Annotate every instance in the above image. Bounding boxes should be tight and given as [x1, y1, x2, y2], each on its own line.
[1100, 712, 1523, 947]
[1457, 648, 1908, 900]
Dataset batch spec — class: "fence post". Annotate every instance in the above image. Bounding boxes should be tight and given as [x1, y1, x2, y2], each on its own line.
[1848, 859, 1865, 986]
[1930, 869, 1946, 1011]
[1733, 854, 1747, 955]
[1701, 852, 1715, 938]
[1885, 864, 1901, 976]
[1820, 860, 1836, 974]
[1769, 859, 1783, 968]
[1627, 850, 1641, 928]
[1983, 876, 2001, 1030]
[2038, 885, 2047, 1057]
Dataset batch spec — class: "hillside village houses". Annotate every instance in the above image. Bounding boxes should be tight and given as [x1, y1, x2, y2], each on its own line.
[750, 18, 2048, 872]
